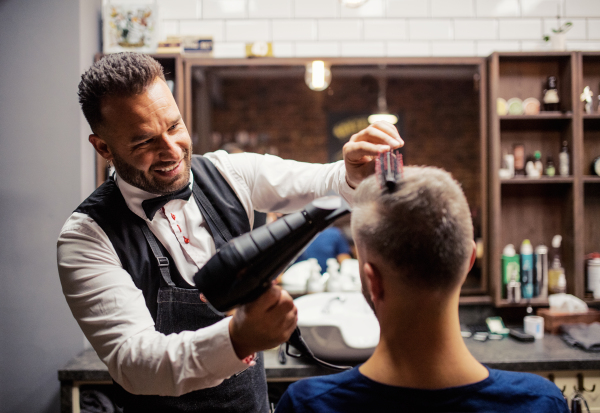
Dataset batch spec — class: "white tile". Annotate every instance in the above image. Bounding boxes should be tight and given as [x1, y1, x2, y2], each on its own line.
[212, 42, 246, 58]
[364, 19, 407, 39]
[341, 41, 386, 56]
[520, 0, 561, 17]
[565, 0, 600, 17]
[431, 0, 475, 17]
[387, 41, 432, 56]
[180, 20, 224, 41]
[272, 42, 294, 57]
[225, 20, 270, 41]
[475, 0, 519, 17]
[589, 19, 600, 40]
[386, 0, 429, 17]
[273, 20, 317, 41]
[318, 19, 362, 40]
[249, 0, 292, 18]
[455, 19, 497, 39]
[295, 41, 340, 57]
[543, 18, 586, 40]
[409, 19, 453, 40]
[431, 41, 476, 56]
[476, 40, 520, 55]
[159, 20, 180, 40]
[157, 0, 200, 19]
[294, 0, 339, 18]
[521, 40, 552, 51]
[567, 41, 600, 51]
[341, 0, 385, 17]
[499, 19, 542, 39]
[202, 0, 246, 19]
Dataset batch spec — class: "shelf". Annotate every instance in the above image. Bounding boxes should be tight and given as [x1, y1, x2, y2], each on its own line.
[496, 297, 549, 308]
[500, 113, 572, 120]
[459, 295, 492, 305]
[583, 176, 600, 182]
[501, 177, 573, 184]
[583, 114, 600, 119]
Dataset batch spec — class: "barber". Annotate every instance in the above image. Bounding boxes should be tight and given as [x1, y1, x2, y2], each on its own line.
[57, 52, 402, 413]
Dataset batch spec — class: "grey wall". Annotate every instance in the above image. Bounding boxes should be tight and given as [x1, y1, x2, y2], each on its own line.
[0, 0, 100, 411]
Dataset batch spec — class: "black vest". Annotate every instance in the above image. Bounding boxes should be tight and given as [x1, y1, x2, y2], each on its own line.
[75, 155, 251, 320]
[75, 156, 269, 412]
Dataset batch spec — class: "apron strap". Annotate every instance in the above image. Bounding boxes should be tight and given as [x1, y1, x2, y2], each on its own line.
[192, 181, 233, 247]
[141, 181, 234, 287]
[141, 225, 176, 287]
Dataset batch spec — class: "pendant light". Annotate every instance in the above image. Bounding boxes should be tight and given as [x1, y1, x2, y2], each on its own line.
[368, 75, 398, 125]
[305, 60, 331, 91]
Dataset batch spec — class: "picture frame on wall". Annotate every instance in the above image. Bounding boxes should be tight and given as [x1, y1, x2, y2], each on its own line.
[102, 1, 158, 54]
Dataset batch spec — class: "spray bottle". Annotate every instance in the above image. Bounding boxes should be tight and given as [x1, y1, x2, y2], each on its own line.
[520, 240, 534, 299]
[502, 244, 520, 299]
[548, 235, 566, 294]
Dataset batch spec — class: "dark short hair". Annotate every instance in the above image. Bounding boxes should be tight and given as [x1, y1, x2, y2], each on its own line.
[351, 166, 473, 290]
[78, 52, 165, 133]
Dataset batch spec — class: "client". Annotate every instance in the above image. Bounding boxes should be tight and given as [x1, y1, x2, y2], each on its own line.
[276, 166, 568, 412]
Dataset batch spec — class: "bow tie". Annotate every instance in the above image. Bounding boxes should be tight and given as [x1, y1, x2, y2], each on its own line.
[142, 184, 193, 221]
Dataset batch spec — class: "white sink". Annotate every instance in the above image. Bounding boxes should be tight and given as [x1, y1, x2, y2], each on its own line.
[295, 292, 380, 362]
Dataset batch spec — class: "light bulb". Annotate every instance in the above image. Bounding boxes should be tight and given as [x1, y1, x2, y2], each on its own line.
[368, 114, 398, 124]
[305, 61, 331, 91]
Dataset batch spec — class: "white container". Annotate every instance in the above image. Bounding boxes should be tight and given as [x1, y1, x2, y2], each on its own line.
[524, 315, 544, 339]
[587, 258, 600, 294]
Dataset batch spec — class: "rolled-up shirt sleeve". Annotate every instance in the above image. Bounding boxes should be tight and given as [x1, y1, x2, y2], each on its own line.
[57, 213, 250, 396]
[205, 151, 355, 215]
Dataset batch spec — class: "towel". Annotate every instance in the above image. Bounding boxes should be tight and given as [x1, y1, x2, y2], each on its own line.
[561, 322, 600, 352]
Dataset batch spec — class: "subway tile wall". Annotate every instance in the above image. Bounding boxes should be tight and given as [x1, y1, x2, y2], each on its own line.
[157, 0, 600, 57]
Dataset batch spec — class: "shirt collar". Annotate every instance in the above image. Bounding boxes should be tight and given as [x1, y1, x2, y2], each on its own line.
[115, 172, 194, 221]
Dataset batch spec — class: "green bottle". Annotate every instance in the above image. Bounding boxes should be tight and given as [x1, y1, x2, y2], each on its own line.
[502, 244, 520, 299]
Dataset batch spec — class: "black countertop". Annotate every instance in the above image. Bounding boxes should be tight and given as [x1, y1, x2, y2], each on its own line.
[59, 334, 600, 383]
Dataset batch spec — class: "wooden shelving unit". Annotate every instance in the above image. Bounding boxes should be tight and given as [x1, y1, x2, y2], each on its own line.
[579, 52, 600, 302]
[488, 52, 578, 307]
[489, 52, 600, 307]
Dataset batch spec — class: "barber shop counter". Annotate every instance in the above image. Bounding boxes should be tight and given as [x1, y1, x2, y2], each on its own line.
[59, 335, 600, 412]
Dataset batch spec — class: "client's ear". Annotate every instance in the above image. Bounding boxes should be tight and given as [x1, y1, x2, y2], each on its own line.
[364, 262, 384, 305]
[468, 240, 477, 272]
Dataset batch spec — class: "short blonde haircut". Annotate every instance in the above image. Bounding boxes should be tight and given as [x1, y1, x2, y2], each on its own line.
[351, 166, 473, 290]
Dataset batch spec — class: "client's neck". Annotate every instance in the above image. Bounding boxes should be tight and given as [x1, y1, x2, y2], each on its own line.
[359, 286, 488, 389]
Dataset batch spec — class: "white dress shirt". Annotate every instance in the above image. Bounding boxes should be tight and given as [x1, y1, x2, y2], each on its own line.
[57, 150, 353, 397]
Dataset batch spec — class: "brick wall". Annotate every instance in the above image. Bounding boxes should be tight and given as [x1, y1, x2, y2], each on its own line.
[210, 72, 482, 221]
[157, 0, 600, 58]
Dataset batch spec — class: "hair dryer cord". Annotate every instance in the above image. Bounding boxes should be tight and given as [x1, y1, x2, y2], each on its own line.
[285, 327, 352, 371]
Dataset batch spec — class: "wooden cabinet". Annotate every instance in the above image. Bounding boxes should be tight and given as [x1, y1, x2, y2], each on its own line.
[580, 52, 600, 304]
[488, 52, 600, 307]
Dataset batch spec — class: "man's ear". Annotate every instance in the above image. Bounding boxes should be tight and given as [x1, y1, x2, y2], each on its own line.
[364, 262, 384, 305]
[89, 134, 113, 162]
[468, 240, 477, 272]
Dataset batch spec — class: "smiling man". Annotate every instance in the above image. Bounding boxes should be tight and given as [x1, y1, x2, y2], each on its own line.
[57, 52, 402, 413]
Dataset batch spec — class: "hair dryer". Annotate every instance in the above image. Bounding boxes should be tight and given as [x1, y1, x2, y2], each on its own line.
[193, 195, 353, 371]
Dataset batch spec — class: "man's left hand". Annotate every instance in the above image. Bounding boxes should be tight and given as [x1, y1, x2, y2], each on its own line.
[343, 121, 403, 189]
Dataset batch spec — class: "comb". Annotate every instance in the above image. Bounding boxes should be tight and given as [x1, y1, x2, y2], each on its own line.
[375, 149, 403, 191]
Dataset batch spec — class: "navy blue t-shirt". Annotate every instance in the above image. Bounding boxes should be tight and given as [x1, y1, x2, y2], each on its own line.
[295, 227, 351, 274]
[275, 366, 569, 413]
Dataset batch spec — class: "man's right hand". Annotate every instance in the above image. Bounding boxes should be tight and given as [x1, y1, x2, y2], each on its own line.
[228, 284, 297, 360]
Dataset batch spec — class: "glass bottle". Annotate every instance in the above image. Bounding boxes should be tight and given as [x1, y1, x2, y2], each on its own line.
[545, 155, 555, 176]
[559, 141, 569, 177]
[543, 76, 560, 112]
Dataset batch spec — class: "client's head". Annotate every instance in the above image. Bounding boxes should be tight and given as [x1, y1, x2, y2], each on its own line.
[351, 166, 475, 313]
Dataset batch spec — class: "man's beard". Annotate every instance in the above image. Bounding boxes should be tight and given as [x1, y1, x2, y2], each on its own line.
[111, 146, 192, 195]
